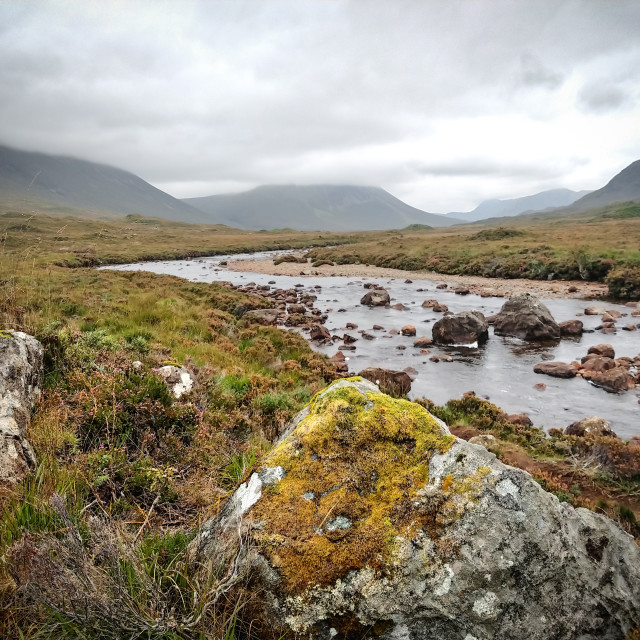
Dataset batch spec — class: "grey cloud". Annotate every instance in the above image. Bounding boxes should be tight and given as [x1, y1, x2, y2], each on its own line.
[0, 0, 639, 211]
[577, 82, 631, 114]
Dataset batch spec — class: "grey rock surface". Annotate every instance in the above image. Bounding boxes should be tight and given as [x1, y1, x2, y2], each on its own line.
[0, 331, 43, 487]
[194, 379, 640, 640]
[360, 288, 390, 307]
[432, 310, 489, 345]
[494, 293, 561, 341]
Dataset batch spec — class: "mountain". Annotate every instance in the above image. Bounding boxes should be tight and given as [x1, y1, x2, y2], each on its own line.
[0, 144, 213, 223]
[450, 188, 590, 223]
[566, 159, 640, 212]
[184, 185, 461, 231]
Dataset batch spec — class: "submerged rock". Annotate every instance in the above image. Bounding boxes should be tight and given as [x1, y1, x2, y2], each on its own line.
[0, 331, 43, 487]
[494, 293, 560, 341]
[193, 379, 640, 640]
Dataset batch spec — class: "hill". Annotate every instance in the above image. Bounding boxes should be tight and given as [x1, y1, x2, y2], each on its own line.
[184, 184, 461, 231]
[568, 159, 640, 211]
[450, 188, 589, 222]
[0, 144, 213, 223]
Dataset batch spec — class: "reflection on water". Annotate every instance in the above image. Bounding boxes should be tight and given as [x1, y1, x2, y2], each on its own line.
[104, 252, 640, 438]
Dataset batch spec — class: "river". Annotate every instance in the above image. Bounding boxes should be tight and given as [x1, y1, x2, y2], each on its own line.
[105, 251, 640, 438]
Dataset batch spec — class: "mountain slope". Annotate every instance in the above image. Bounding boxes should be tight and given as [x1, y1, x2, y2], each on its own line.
[568, 159, 640, 211]
[184, 185, 461, 231]
[450, 189, 590, 222]
[0, 144, 213, 223]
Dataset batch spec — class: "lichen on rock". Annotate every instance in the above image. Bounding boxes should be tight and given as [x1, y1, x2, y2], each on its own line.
[194, 378, 640, 640]
[251, 377, 455, 593]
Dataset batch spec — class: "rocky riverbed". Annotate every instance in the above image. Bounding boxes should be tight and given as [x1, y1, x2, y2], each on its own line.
[105, 251, 640, 438]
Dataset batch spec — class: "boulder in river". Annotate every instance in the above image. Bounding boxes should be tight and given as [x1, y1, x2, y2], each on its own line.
[401, 324, 416, 337]
[1, 331, 43, 488]
[494, 293, 560, 341]
[360, 288, 390, 307]
[588, 367, 636, 393]
[309, 324, 331, 343]
[533, 361, 577, 378]
[559, 319, 583, 337]
[432, 310, 489, 345]
[588, 343, 615, 359]
[192, 378, 640, 640]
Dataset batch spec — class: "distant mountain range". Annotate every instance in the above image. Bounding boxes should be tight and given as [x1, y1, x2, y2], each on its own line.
[1, 142, 639, 230]
[0, 144, 211, 223]
[183, 185, 460, 231]
[449, 188, 591, 222]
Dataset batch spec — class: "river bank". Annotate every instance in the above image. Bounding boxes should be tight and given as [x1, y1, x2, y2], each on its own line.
[227, 257, 609, 299]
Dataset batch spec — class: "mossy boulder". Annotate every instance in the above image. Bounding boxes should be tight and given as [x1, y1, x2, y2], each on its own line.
[193, 379, 640, 640]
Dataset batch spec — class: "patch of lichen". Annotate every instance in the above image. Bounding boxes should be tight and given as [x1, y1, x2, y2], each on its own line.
[251, 382, 454, 594]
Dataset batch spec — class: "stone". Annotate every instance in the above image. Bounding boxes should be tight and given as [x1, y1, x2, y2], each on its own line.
[468, 433, 498, 448]
[507, 413, 533, 427]
[589, 368, 636, 393]
[330, 351, 345, 362]
[432, 310, 489, 346]
[533, 361, 577, 378]
[342, 334, 358, 344]
[588, 343, 615, 359]
[565, 417, 618, 438]
[422, 299, 441, 308]
[559, 319, 583, 337]
[288, 303, 307, 315]
[360, 288, 390, 307]
[413, 337, 433, 348]
[0, 332, 43, 488]
[534, 382, 546, 390]
[346, 322, 358, 330]
[401, 324, 416, 337]
[372, 324, 385, 331]
[494, 294, 560, 341]
[242, 308, 281, 325]
[453, 286, 470, 295]
[580, 356, 617, 374]
[436, 283, 447, 289]
[157, 365, 193, 399]
[193, 379, 640, 640]
[358, 367, 412, 396]
[391, 303, 409, 311]
[584, 306, 606, 315]
[309, 325, 331, 342]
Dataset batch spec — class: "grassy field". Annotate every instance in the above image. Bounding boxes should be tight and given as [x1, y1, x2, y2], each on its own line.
[1, 205, 639, 639]
[308, 201, 640, 299]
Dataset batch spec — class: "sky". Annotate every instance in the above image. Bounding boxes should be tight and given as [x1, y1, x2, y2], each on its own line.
[0, 1, 639, 213]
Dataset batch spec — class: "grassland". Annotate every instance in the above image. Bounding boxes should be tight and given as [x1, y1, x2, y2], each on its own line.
[1, 204, 639, 639]
[307, 201, 640, 299]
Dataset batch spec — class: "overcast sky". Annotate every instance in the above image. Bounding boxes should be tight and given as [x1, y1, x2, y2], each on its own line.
[1, 1, 639, 212]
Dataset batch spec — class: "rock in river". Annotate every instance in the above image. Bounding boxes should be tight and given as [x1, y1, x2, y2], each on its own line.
[432, 310, 489, 345]
[494, 293, 560, 341]
[192, 379, 640, 640]
[533, 361, 577, 378]
[360, 288, 390, 307]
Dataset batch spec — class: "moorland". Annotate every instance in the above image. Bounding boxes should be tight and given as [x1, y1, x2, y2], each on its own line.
[1, 202, 640, 639]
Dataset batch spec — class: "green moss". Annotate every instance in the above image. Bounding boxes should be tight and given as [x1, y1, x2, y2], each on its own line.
[251, 382, 454, 594]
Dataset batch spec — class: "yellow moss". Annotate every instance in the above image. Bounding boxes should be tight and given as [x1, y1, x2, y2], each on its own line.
[441, 475, 454, 493]
[251, 382, 455, 594]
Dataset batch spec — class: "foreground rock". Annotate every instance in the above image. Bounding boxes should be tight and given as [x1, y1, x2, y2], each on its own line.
[432, 310, 489, 345]
[565, 417, 618, 438]
[157, 365, 193, 398]
[494, 293, 560, 340]
[1, 331, 43, 487]
[358, 367, 411, 396]
[193, 379, 640, 640]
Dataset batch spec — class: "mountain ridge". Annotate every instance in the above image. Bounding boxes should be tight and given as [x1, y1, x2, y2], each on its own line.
[183, 184, 461, 231]
[0, 144, 213, 223]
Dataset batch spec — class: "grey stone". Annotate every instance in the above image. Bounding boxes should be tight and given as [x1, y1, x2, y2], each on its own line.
[494, 294, 560, 341]
[0, 331, 43, 487]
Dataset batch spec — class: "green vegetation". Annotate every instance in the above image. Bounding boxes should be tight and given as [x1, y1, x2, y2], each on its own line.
[307, 204, 640, 298]
[0, 209, 340, 638]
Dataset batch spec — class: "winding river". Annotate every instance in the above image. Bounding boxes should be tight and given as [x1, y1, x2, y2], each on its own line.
[105, 251, 640, 439]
